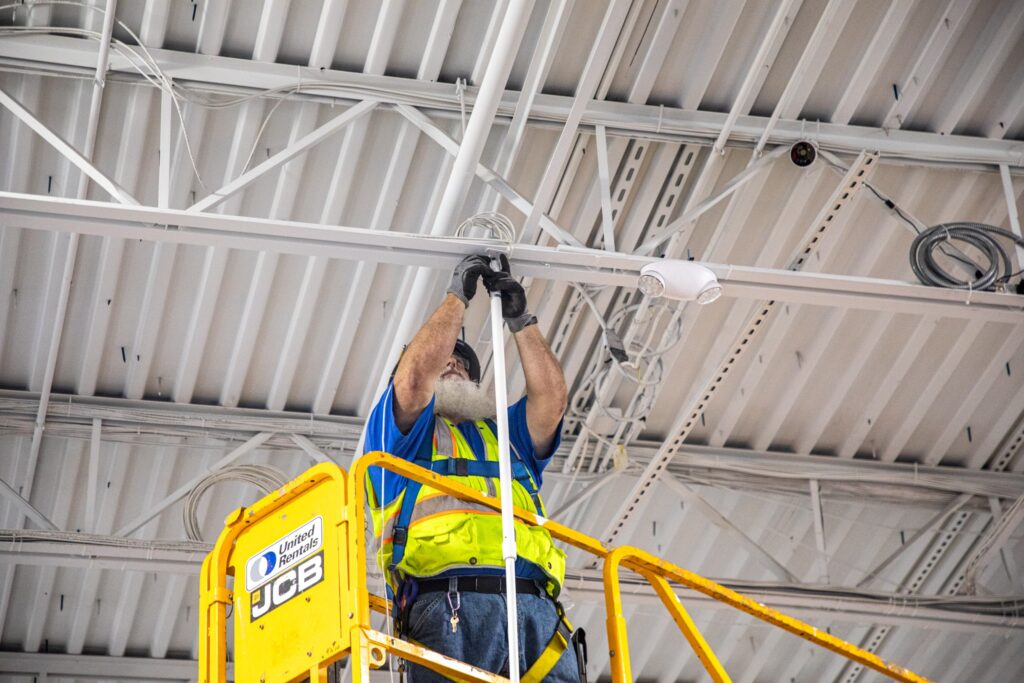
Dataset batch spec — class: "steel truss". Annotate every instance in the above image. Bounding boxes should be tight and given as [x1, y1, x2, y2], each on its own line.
[1, 35, 1023, 167]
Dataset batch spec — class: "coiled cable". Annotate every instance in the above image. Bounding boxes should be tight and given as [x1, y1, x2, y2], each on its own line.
[183, 464, 289, 541]
[910, 222, 1024, 291]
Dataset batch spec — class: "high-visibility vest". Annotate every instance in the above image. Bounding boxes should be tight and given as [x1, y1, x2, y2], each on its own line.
[367, 416, 566, 597]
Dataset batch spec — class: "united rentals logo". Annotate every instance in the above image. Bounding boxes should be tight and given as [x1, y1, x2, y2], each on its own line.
[244, 516, 322, 592]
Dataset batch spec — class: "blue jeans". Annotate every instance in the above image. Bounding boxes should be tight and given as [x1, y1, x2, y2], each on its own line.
[404, 590, 580, 682]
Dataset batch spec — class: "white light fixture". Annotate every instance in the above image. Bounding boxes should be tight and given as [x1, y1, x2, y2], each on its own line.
[639, 260, 722, 304]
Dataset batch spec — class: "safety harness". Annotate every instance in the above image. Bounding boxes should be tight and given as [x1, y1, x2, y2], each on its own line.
[388, 417, 545, 575]
[381, 416, 586, 681]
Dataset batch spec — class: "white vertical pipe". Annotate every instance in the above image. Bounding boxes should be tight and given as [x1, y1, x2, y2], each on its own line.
[809, 479, 828, 583]
[490, 287, 520, 682]
[159, 85, 172, 209]
[364, 0, 534, 447]
[26, 0, 118, 503]
[86, 418, 101, 532]
[595, 124, 615, 251]
[431, 0, 534, 233]
[999, 163, 1024, 274]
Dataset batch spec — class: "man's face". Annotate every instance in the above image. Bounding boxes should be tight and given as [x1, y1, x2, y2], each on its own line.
[441, 353, 470, 382]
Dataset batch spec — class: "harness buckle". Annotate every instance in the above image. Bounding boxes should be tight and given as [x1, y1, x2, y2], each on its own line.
[452, 458, 469, 476]
[392, 526, 408, 546]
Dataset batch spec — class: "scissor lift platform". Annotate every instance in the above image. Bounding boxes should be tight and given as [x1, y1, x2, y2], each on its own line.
[199, 453, 933, 683]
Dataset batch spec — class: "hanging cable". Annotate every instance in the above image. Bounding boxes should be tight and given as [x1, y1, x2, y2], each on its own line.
[183, 464, 289, 541]
[910, 222, 1024, 291]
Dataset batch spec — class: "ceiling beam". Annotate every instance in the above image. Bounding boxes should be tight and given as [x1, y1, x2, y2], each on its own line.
[0, 651, 232, 679]
[1, 530, 1018, 634]
[1, 390, 1022, 501]
[2, 192, 1021, 323]
[1, 35, 1023, 167]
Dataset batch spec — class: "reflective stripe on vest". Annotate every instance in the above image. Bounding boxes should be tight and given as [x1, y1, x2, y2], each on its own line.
[367, 417, 565, 597]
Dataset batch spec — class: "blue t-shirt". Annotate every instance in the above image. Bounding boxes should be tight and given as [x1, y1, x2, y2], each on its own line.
[362, 380, 562, 580]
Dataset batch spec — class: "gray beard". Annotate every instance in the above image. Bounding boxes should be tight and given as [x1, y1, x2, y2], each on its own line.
[434, 377, 496, 423]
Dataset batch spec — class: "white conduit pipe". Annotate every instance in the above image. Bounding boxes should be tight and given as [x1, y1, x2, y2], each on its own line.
[364, 0, 535, 441]
[26, 0, 119, 510]
[431, 0, 535, 233]
[489, 282, 521, 682]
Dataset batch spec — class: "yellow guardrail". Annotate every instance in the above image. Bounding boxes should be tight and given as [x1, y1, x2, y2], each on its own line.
[199, 452, 933, 682]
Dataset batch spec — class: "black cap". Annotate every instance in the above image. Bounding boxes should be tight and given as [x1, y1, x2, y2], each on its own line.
[452, 339, 481, 383]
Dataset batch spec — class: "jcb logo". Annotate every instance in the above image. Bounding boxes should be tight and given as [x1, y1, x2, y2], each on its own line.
[250, 552, 324, 621]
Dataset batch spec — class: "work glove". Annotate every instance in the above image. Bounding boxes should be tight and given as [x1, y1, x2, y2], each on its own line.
[483, 255, 537, 333]
[447, 254, 492, 306]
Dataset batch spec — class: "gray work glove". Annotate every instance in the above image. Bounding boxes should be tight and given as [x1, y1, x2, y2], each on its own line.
[447, 254, 493, 306]
[483, 255, 537, 333]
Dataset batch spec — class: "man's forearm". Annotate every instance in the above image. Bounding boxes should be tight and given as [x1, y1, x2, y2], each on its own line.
[514, 325, 568, 454]
[392, 294, 465, 428]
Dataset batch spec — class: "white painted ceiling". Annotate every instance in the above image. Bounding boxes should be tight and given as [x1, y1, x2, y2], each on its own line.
[1, 1, 1023, 681]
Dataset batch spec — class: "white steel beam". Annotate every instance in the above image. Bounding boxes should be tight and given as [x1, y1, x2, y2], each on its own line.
[0, 84, 138, 205]
[751, 171, 944, 453]
[22, 439, 84, 653]
[187, 99, 377, 213]
[85, 418, 100, 532]
[5, 35, 1023, 165]
[395, 103, 580, 245]
[959, 493, 1024, 593]
[113, 431, 273, 537]
[2, 390, 1018, 499]
[662, 473, 799, 583]
[595, 124, 615, 250]
[999, 163, 1024, 274]
[856, 493, 974, 590]
[0, 652, 231, 680]
[809, 479, 829, 583]
[1, 530, 1017, 633]
[592, 154, 878, 548]
[0, 80, 133, 202]
[0, 477, 56, 531]
[4, 192, 1023, 323]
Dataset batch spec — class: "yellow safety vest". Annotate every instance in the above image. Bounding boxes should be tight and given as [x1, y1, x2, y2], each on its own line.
[367, 416, 566, 597]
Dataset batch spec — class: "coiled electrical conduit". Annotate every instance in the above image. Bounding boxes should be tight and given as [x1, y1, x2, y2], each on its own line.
[183, 464, 289, 541]
[910, 222, 1024, 291]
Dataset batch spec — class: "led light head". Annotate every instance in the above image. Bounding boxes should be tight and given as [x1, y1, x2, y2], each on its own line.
[639, 261, 722, 304]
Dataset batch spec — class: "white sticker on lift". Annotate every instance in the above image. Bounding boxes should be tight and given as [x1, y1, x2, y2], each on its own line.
[244, 516, 323, 592]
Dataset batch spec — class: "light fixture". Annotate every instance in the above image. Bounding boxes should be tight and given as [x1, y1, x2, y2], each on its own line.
[639, 260, 722, 304]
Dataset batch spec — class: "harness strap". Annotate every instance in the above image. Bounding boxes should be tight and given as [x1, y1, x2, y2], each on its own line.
[389, 420, 442, 568]
[428, 457, 534, 481]
[485, 417, 544, 512]
[522, 606, 575, 683]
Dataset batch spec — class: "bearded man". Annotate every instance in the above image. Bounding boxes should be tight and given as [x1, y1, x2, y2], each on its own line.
[363, 254, 583, 682]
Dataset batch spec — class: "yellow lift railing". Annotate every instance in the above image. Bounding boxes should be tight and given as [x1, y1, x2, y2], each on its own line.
[199, 452, 933, 683]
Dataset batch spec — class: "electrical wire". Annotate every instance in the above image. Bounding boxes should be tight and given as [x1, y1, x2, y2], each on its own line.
[820, 151, 1024, 292]
[182, 464, 289, 541]
[910, 222, 1024, 291]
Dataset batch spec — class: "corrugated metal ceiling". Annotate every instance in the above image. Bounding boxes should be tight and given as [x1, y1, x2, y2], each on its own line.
[0, 0, 1023, 681]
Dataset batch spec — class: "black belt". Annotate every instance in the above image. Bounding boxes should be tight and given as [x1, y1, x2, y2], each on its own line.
[415, 576, 543, 596]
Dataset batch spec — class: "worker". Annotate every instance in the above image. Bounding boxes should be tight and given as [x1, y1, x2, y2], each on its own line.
[363, 254, 585, 682]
